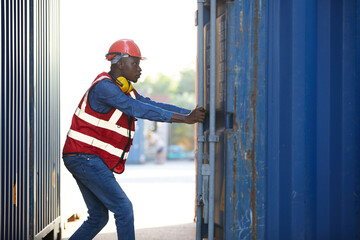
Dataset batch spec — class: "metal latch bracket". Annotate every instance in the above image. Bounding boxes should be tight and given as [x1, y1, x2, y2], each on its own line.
[208, 135, 219, 143]
[202, 164, 211, 176]
[197, 135, 206, 142]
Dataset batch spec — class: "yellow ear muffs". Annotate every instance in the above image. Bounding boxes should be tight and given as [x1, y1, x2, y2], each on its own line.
[115, 76, 133, 94]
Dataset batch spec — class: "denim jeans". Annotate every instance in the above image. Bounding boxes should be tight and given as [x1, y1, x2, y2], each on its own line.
[63, 153, 135, 240]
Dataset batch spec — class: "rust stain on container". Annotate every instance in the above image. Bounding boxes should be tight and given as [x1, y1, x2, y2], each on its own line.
[233, 134, 238, 229]
[234, 65, 239, 73]
[52, 170, 55, 188]
[245, 117, 250, 133]
[249, 0, 259, 239]
[13, 182, 17, 206]
[233, 84, 238, 227]
[240, 11, 244, 33]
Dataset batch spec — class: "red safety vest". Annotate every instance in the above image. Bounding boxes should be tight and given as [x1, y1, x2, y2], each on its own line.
[63, 72, 137, 174]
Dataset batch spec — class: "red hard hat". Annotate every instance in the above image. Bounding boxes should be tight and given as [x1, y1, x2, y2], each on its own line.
[105, 39, 145, 61]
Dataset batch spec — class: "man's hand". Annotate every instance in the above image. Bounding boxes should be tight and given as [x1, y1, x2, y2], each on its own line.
[171, 107, 206, 124]
[186, 107, 206, 124]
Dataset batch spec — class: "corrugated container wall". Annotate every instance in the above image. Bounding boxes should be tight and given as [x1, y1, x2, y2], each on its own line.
[0, 0, 61, 239]
[196, 0, 360, 239]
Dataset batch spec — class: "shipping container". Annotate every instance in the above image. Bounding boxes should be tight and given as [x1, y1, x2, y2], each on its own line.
[0, 0, 61, 239]
[196, 0, 360, 239]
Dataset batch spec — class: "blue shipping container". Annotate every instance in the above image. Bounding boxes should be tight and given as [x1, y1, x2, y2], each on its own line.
[0, 0, 61, 239]
[196, 0, 360, 239]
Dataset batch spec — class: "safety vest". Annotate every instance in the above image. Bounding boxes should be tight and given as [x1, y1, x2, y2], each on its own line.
[62, 72, 137, 174]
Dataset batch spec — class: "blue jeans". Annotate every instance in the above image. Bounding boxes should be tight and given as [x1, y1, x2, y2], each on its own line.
[63, 153, 135, 240]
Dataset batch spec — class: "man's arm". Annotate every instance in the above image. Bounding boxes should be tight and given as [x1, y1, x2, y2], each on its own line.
[90, 79, 173, 122]
[91, 79, 205, 124]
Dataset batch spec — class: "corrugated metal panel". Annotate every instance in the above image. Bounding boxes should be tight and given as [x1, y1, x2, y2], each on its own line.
[0, 0, 60, 239]
[1, 0, 30, 239]
[197, 0, 360, 239]
[32, 0, 61, 238]
[265, 1, 360, 239]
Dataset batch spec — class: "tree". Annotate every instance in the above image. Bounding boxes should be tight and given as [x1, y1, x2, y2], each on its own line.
[136, 73, 177, 96]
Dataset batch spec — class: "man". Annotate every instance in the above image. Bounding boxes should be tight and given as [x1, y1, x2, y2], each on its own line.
[62, 39, 205, 240]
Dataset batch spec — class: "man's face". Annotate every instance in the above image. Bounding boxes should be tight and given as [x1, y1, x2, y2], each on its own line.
[119, 57, 142, 83]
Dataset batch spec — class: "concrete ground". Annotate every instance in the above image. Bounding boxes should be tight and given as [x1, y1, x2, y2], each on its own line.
[61, 160, 197, 240]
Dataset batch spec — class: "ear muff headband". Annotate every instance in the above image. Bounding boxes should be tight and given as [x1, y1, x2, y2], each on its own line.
[115, 76, 133, 94]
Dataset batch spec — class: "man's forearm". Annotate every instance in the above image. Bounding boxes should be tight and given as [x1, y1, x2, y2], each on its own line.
[170, 113, 189, 123]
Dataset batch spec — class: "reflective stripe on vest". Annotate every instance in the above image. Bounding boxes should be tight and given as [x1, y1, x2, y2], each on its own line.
[73, 90, 135, 137]
[74, 107, 134, 137]
[67, 129, 130, 159]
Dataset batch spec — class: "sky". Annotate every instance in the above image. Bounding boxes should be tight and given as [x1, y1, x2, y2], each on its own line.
[60, 0, 198, 140]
